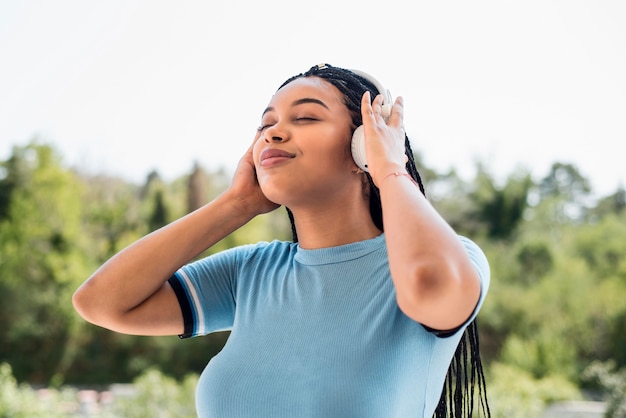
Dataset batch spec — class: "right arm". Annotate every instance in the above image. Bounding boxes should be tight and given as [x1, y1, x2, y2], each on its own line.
[72, 138, 278, 336]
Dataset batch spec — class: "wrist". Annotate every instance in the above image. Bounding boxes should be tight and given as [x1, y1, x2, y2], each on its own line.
[218, 189, 259, 222]
[377, 171, 417, 188]
[372, 162, 409, 185]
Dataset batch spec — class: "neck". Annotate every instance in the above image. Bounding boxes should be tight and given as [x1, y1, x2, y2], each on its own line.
[289, 196, 381, 250]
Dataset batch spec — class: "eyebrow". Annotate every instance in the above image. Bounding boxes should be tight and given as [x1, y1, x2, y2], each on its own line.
[262, 97, 330, 116]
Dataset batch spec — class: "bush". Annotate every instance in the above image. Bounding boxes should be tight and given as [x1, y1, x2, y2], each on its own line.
[111, 368, 198, 417]
[0, 362, 79, 417]
[583, 361, 626, 418]
[486, 362, 581, 418]
[0, 363, 199, 417]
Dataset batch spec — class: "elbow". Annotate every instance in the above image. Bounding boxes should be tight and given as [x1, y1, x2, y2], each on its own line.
[394, 261, 480, 330]
[72, 283, 96, 324]
[394, 263, 440, 318]
[72, 280, 112, 328]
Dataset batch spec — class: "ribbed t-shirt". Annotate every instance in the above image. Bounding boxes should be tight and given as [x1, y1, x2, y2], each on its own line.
[169, 234, 490, 417]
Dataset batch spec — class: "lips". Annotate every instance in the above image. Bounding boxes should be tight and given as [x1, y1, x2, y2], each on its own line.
[260, 148, 296, 166]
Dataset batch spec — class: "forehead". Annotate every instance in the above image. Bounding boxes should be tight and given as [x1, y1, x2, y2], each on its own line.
[269, 76, 344, 107]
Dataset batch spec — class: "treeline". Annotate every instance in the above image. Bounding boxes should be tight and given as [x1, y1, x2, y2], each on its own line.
[1, 140, 625, 411]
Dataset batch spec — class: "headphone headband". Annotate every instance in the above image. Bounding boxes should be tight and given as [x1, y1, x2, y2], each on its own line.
[349, 69, 393, 119]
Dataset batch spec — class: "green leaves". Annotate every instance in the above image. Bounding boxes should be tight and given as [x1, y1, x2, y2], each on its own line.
[1, 139, 625, 415]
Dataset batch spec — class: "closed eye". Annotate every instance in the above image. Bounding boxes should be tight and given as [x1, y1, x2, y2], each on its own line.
[257, 118, 276, 132]
[257, 123, 273, 132]
[257, 117, 318, 132]
[294, 117, 319, 123]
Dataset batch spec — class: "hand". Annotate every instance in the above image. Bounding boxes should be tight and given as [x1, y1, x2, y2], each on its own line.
[228, 132, 281, 217]
[360, 91, 408, 187]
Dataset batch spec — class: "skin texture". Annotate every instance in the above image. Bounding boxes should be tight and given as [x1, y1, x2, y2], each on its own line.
[72, 75, 481, 336]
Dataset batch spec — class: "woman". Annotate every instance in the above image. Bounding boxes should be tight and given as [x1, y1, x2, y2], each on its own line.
[73, 63, 490, 417]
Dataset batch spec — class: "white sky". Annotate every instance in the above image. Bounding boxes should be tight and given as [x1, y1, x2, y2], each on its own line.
[1, 0, 625, 198]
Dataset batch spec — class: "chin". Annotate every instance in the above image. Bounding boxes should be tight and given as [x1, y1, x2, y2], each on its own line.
[259, 183, 288, 206]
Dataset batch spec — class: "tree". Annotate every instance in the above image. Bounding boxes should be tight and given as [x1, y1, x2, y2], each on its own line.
[470, 165, 533, 239]
[148, 190, 168, 232]
[539, 162, 591, 201]
[80, 174, 143, 258]
[139, 170, 170, 232]
[589, 185, 625, 220]
[187, 162, 208, 213]
[538, 162, 592, 222]
[0, 141, 94, 384]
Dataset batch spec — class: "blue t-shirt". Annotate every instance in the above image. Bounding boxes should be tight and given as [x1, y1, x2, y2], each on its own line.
[169, 234, 490, 418]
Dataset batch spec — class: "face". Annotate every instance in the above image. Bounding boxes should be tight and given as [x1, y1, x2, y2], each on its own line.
[252, 76, 357, 206]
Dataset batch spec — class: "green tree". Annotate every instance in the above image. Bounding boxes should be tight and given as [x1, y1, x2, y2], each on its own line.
[187, 161, 208, 213]
[425, 168, 482, 237]
[470, 165, 532, 239]
[148, 190, 168, 232]
[0, 142, 94, 384]
[80, 174, 143, 258]
[537, 162, 592, 223]
[589, 185, 626, 220]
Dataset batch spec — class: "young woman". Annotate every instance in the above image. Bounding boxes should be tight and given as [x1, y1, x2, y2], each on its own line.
[73, 64, 491, 417]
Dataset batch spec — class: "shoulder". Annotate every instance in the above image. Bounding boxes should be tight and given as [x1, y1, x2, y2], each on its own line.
[237, 240, 296, 260]
[203, 240, 297, 268]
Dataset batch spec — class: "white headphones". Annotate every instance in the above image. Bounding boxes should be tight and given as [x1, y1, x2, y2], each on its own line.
[349, 69, 393, 172]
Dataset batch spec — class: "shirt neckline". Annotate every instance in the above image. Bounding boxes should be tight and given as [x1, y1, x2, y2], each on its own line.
[294, 234, 386, 266]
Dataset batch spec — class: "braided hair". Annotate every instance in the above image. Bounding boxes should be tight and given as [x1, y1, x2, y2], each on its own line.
[277, 64, 491, 418]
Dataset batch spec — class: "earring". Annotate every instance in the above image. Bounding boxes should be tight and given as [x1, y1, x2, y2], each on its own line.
[353, 167, 365, 174]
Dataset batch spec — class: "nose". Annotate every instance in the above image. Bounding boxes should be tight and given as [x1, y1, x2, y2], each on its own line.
[263, 123, 288, 143]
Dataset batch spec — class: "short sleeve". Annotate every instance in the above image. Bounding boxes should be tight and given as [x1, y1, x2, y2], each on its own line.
[168, 247, 241, 338]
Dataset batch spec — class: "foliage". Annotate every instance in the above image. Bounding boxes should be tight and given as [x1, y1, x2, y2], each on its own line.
[0, 362, 198, 417]
[583, 361, 626, 418]
[1, 138, 625, 414]
[0, 362, 79, 418]
[470, 165, 533, 239]
[486, 362, 580, 418]
[111, 368, 199, 418]
[0, 142, 94, 384]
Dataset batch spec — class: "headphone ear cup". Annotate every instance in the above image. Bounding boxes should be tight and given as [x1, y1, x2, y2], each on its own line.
[352, 100, 390, 173]
[351, 125, 369, 172]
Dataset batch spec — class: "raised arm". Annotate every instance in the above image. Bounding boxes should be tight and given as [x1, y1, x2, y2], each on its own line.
[361, 92, 482, 331]
[72, 138, 279, 336]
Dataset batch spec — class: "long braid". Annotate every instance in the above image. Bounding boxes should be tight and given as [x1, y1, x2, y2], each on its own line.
[434, 320, 491, 418]
[278, 64, 490, 417]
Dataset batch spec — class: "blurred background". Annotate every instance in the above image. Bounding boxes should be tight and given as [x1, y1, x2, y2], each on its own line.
[1, 1, 625, 417]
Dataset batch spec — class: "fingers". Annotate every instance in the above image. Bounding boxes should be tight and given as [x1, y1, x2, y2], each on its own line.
[361, 91, 375, 123]
[361, 91, 404, 128]
[359, 91, 407, 175]
[389, 96, 404, 128]
[360, 91, 386, 132]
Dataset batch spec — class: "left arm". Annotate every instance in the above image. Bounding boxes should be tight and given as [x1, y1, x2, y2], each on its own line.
[361, 92, 481, 331]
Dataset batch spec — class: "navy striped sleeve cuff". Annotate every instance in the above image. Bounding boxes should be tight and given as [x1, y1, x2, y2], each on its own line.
[168, 273, 195, 339]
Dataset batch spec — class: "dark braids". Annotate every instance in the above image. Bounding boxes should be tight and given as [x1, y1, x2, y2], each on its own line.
[277, 64, 490, 418]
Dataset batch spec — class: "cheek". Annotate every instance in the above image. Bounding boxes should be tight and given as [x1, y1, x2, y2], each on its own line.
[251, 136, 263, 167]
[327, 125, 354, 163]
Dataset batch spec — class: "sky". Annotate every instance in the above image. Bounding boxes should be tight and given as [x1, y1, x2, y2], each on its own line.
[1, 0, 625, 198]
